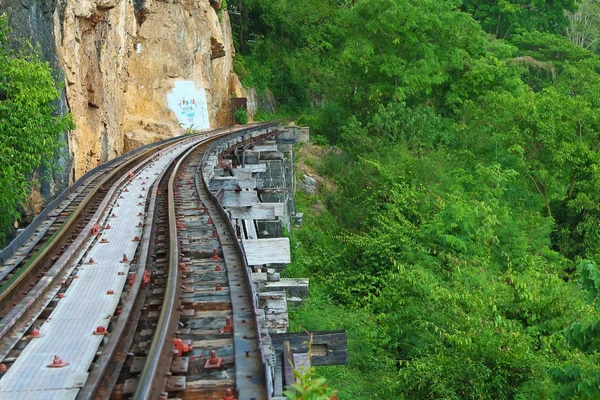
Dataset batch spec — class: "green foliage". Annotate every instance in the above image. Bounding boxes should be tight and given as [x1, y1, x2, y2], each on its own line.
[236, 0, 600, 398]
[284, 356, 338, 400]
[234, 108, 248, 124]
[461, 0, 578, 38]
[0, 14, 75, 242]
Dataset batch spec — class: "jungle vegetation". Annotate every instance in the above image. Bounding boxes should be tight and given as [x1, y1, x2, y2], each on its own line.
[230, 0, 600, 398]
[0, 15, 74, 243]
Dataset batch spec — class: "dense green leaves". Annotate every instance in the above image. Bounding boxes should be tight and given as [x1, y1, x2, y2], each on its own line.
[0, 15, 74, 241]
[235, 0, 600, 398]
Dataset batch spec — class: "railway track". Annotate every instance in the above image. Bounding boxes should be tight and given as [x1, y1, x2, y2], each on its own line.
[0, 132, 214, 364]
[0, 123, 280, 400]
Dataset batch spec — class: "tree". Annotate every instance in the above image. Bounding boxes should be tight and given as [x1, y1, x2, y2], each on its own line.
[462, 0, 578, 38]
[566, 0, 600, 50]
[337, 0, 487, 117]
[0, 14, 75, 242]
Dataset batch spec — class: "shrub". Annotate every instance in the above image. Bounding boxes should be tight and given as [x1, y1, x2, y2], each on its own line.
[235, 108, 248, 124]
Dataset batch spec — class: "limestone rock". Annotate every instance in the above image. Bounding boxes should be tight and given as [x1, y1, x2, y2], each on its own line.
[54, 0, 245, 181]
[123, 130, 173, 153]
[298, 175, 319, 195]
[1, 0, 249, 189]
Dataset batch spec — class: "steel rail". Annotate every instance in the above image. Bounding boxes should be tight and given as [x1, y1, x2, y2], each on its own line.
[133, 123, 279, 399]
[75, 148, 179, 400]
[0, 129, 199, 265]
[133, 133, 227, 399]
[200, 125, 280, 398]
[0, 132, 208, 305]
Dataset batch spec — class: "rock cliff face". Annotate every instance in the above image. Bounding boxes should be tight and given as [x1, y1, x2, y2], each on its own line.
[54, 0, 242, 179]
[2, 0, 242, 183]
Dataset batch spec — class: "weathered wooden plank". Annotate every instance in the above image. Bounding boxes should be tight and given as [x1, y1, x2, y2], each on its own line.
[244, 163, 267, 173]
[237, 179, 257, 189]
[226, 204, 279, 220]
[259, 291, 288, 333]
[231, 168, 253, 179]
[260, 152, 284, 160]
[221, 191, 258, 207]
[209, 177, 239, 192]
[282, 342, 295, 389]
[262, 203, 284, 217]
[243, 238, 290, 265]
[293, 353, 310, 371]
[252, 144, 278, 152]
[265, 278, 309, 299]
[271, 330, 348, 366]
[243, 219, 258, 240]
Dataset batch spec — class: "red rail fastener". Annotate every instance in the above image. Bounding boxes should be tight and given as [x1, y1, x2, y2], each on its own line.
[172, 338, 192, 356]
[118, 271, 125, 276]
[204, 350, 222, 369]
[124, 188, 129, 192]
[111, 213, 117, 218]
[211, 249, 220, 260]
[30, 327, 41, 338]
[215, 284, 223, 291]
[137, 222, 144, 227]
[138, 212, 143, 216]
[223, 316, 233, 333]
[93, 326, 107, 335]
[88, 258, 95, 264]
[107, 290, 115, 295]
[47, 355, 69, 368]
[207, 218, 213, 225]
[138, 194, 144, 198]
[215, 265, 222, 271]
[101, 238, 109, 243]
[143, 270, 151, 285]
[223, 388, 234, 400]
[178, 262, 189, 273]
[121, 254, 128, 263]
[211, 230, 218, 238]
[105, 224, 112, 229]
[142, 187, 146, 191]
[137, 202, 143, 206]
[0, 364, 7, 373]
[90, 224, 101, 235]
[142, 181, 146, 185]
[133, 236, 141, 242]
[129, 172, 134, 179]
[128, 274, 136, 286]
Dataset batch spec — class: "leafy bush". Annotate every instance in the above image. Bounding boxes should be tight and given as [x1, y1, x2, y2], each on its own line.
[0, 14, 75, 242]
[234, 108, 248, 124]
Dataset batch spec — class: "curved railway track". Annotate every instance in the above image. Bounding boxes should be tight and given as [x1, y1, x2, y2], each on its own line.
[0, 123, 280, 400]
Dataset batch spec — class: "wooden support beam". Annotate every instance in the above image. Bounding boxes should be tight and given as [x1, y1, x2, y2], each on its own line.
[237, 179, 257, 189]
[243, 219, 258, 239]
[244, 163, 267, 173]
[252, 144, 278, 152]
[232, 168, 253, 179]
[271, 331, 348, 366]
[221, 191, 258, 207]
[259, 291, 288, 333]
[243, 238, 290, 265]
[225, 203, 283, 220]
